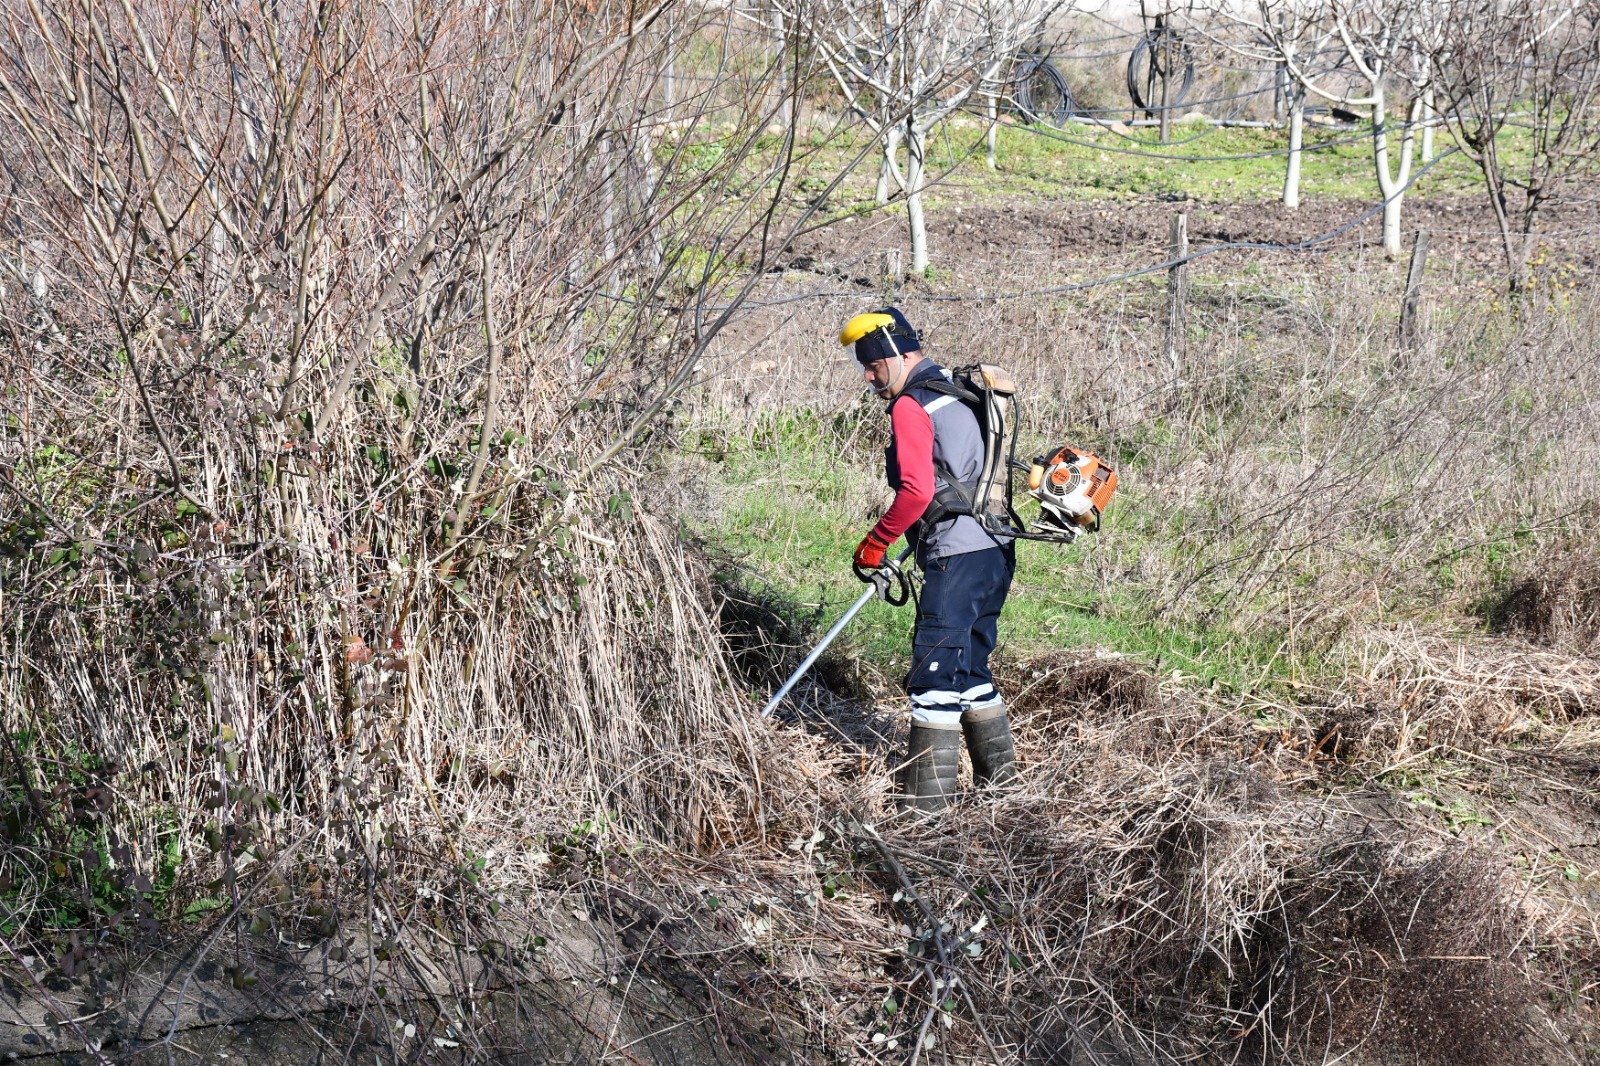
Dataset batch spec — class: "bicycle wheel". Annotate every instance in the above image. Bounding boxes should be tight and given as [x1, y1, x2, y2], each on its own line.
[1126, 29, 1196, 116]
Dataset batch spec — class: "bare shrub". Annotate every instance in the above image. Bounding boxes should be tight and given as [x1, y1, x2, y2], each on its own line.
[0, 0, 851, 955]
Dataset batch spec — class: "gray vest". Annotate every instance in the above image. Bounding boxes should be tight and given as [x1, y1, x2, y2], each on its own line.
[886, 361, 1003, 561]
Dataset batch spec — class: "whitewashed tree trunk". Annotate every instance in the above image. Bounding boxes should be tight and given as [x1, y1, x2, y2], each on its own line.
[1283, 86, 1304, 208]
[986, 93, 997, 169]
[876, 124, 904, 204]
[906, 118, 929, 273]
[663, 12, 675, 119]
[1372, 88, 1421, 258]
[601, 133, 618, 263]
[774, 7, 791, 128]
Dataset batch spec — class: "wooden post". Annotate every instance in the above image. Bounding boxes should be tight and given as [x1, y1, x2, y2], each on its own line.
[1165, 211, 1188, 383]
[1398, 229, 1430, 356]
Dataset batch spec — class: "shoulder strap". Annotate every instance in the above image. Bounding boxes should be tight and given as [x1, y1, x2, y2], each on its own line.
[914, 378, 980, 404]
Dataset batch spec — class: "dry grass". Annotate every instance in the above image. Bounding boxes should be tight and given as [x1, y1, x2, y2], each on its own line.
[466, 633, 1586, 1065]
[1492, 544, 1600, 656]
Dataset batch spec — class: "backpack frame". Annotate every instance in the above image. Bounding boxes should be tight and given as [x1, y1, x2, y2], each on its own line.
[915, 364, 1088, 546]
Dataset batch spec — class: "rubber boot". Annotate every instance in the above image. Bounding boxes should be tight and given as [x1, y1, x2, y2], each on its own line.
[896, 720, 962, 817]
[962, 703, 1017, 788]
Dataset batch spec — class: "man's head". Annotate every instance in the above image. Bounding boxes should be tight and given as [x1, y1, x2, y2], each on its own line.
[840, 306, 923, 399]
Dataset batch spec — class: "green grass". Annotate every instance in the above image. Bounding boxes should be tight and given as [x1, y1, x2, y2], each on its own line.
[925, 117, 1484, 205]
[742, 114, 1494, 222]
[692, 406, 1320, 698]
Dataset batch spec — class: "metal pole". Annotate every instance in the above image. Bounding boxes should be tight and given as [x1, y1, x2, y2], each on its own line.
[760, 547, 913, 718]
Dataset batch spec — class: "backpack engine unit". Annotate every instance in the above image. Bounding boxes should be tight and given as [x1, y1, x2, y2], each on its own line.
[917, 364, 1117, 544]
[1028, 446, 1117, 539]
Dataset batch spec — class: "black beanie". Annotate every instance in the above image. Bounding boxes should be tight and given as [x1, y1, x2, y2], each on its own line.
[853, 306, 922, 365]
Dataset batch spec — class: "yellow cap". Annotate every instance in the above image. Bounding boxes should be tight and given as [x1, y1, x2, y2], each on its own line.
[839, 312, 895, 347]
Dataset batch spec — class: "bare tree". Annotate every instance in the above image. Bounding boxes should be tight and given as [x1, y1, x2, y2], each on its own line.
[1200, 0, 1337, 209]
[1429, 0, 1600, 290]
[792, 0, 1064, 272]
[1249, 0, 1439, 254]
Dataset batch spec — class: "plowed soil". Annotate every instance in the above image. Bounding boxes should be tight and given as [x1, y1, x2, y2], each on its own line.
[782, 190, 1600, 285]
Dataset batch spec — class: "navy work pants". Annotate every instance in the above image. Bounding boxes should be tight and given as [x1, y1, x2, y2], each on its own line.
[906, 545, 1015, 710]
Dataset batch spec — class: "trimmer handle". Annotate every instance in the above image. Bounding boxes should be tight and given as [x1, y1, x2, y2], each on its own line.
[854, 546, 914, 607]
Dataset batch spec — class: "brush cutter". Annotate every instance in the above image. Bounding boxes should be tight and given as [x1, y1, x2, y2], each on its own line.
[759, 546, 914, 718]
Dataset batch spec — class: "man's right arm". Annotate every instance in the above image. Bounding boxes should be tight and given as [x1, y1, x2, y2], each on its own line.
[871, 397, 935, 543]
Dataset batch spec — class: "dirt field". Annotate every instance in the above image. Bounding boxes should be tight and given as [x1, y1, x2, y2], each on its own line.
[780, 188, 1600, 285]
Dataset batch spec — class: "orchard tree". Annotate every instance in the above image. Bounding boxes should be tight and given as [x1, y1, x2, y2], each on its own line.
[1429, 0, 1600, 290]
[1257, 0, 1442, 255]
[1199, 0, 1338, 208]
[793, 0, 1064, 272]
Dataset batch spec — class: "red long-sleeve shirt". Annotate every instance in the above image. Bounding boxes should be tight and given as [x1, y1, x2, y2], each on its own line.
[872, 397, 935, 543]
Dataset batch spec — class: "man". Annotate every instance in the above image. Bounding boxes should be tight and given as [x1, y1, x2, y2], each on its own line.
[839, 306, 1018, 815]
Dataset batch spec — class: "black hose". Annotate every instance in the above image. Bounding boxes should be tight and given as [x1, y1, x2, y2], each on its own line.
[1013, 55, 1075, 128]
[1127, 29, 1196, 116]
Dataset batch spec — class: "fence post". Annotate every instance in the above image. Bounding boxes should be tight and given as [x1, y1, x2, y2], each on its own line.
[1165, 211, 1189, 385]
[1398, 229, 1430, 357]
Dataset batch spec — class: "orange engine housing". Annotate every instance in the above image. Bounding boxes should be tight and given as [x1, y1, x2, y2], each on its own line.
[1029, 447, 1118, 527]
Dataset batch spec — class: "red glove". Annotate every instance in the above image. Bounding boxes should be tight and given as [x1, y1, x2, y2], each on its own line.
[853, 530, 892, 574]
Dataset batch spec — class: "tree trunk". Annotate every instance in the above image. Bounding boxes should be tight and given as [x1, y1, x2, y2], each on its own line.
[1381, 189, 1404, 258]
[986, 93, 997, 170]
[876, 124, 903, 205]
[906, 118, 929, 274]
[601, 133, 618, 264]
[1510, 223, 1536, 293]
[663, 12, 675, 120]
[1283, 87, 1304, 209]
[773, 7, 790, 128]
[1372, 87, 1419, 259]
[1420, 89, 1434, 163]
[1158, 33, 1171, 144]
